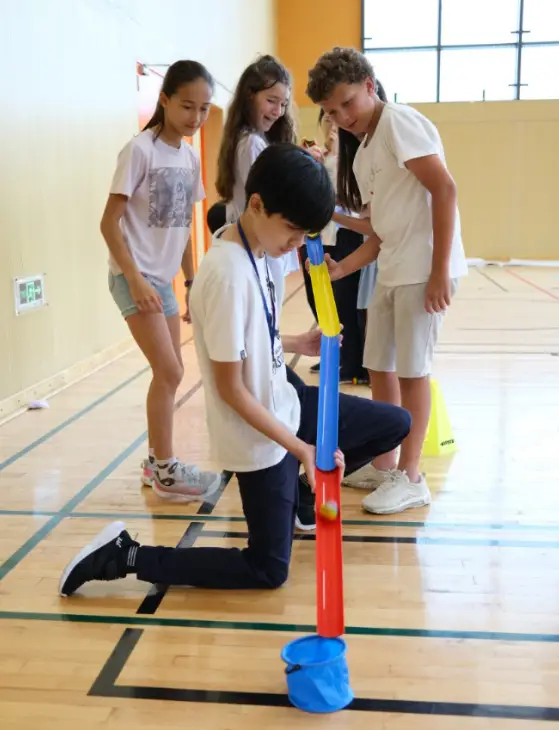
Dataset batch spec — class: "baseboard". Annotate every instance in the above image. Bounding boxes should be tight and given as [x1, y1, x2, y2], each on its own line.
[0, 337, 135, 424]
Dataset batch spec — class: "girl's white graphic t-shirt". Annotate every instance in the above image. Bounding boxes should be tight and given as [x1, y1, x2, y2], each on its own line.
[109, 129, 204, 285]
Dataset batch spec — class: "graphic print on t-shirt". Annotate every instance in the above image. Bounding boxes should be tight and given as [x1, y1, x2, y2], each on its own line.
[148, 167, 194, 228]
[368, 163, 383, 196]
[266, 275, 284, 374]
[272, 332, 284, 374]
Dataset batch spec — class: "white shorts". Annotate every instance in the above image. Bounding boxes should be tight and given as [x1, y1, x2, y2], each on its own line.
[363, 280, 457, 378]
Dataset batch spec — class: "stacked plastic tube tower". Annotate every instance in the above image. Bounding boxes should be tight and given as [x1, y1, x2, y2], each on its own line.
[306, 233, 345, 639]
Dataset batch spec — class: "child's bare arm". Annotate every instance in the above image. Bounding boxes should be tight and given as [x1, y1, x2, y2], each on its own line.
[332, 211, 374, 237]
[405, 154, 457, 313]
[212, 360, 306, 455]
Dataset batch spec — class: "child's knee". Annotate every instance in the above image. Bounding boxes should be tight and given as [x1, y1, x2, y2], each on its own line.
[251, 557, 289, 589]
[153, 361, 183, 390]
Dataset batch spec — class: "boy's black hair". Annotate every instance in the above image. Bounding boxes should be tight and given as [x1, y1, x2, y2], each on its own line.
[244, 143, 335, 233]
[206, 200, 227, 233]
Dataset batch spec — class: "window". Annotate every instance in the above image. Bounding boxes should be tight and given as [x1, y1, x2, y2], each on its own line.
[520, 46, 559, 99]
[363, 0, 439, 48]
[366, 50, 438, 103]
[439, 48, 517, 102]
[362, 0, 559, 101]
[523, 0, 559, 43]
[441, 0, 520, 46]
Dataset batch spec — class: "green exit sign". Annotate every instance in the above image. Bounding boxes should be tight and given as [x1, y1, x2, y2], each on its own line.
[14, 274, 46, 315]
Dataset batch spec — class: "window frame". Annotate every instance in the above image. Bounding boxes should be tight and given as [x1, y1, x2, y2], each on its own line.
[360, 0, 559, 102]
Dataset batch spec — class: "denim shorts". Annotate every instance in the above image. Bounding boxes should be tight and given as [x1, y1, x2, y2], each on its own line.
[108, 272, 179, 319]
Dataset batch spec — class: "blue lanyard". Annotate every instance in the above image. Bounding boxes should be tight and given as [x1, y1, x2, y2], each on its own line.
[237, 220, 277, 359]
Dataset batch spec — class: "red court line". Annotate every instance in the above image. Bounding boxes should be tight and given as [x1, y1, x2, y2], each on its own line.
[505, 269, 559, 302]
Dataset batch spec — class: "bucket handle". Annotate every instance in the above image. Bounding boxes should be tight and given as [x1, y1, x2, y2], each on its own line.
[285, 663, 302, 675]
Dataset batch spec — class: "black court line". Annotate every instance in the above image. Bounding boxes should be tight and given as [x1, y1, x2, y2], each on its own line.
[199, 529, 559, 550]
[2, 509, 559, 535]
[136, 472, 233, 615]
[475, 267, 509, 292]
[89, 628, 559, 721]
[86, 433, 559, 720]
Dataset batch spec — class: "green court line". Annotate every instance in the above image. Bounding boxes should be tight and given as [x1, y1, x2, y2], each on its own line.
[0, 431, 148, 580]
[0, 382, 201, 581]
[0, 366, 149, 472]
[1, 509, 558, 534]
[0, 333, 199, 473]
[0, 609, 558, 644]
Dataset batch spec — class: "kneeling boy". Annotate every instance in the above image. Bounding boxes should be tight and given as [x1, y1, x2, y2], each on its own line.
[60, 144, 410, 596]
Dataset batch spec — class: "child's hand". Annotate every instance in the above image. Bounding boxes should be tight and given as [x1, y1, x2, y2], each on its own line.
[425, 272, 452, 313]
[334, 448, 345, 478]
[301, 141, 324, 163]
[297, 442, 317, 492]
[324, 253, 344, 281]
[296, 329, 322, 357]
[128, 274, 163, 314]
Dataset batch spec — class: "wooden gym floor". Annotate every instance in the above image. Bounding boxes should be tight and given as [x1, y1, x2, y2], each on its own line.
[0, 265, 558, 729]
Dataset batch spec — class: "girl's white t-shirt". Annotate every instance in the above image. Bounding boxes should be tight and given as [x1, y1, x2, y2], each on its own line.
[225, 131, 300, 276]
[353, 103, 468, 288]
[321, 153, 338, 247]
[189, 232, 301, 472]
[109, 129, 204, 285]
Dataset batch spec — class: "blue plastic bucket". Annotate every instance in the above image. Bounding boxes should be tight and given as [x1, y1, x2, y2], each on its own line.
[281, 635, 353, 713]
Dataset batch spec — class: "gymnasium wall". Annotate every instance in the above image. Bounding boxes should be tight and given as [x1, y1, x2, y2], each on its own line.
[278, 0, 559, 263]
[0, 0, 275, 413]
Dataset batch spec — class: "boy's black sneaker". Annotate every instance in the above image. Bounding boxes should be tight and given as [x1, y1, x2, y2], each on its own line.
[295, 474, 316, 531]
[59, 521, 137, 597]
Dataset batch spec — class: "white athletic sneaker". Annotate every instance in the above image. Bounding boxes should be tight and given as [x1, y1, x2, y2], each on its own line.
[362, 470, 431, 514]
[153, 460, 222, 503]
[141, 457, 155, 487]
[342, 463, 395, 490]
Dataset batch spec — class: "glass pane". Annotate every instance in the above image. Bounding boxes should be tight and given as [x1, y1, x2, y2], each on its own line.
[523, 0, 559, 42]
[441, 0, 520, 45]
[440, 48, 517, 101]
[366, 50, 438, 103]
[520, 45, 559, 98]
[364, 0, 439, 48]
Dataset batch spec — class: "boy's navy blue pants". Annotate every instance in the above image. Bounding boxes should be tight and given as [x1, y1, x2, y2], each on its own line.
[135, 368, 410, 589]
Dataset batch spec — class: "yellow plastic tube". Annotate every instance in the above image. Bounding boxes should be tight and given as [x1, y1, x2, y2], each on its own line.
[309, 262, 341, 337]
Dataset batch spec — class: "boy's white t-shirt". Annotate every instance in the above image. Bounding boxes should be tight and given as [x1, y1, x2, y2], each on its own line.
[109, 129, 204, 285]
[353, 103, 468, 288]
[225, 130, 300, 276]
[189, 232, 301, 472]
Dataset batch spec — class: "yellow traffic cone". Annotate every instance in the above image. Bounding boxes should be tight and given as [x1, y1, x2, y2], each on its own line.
[423, 379, 457, 457]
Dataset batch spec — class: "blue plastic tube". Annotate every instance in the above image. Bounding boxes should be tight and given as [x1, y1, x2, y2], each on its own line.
[316, 334, 340, 472]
